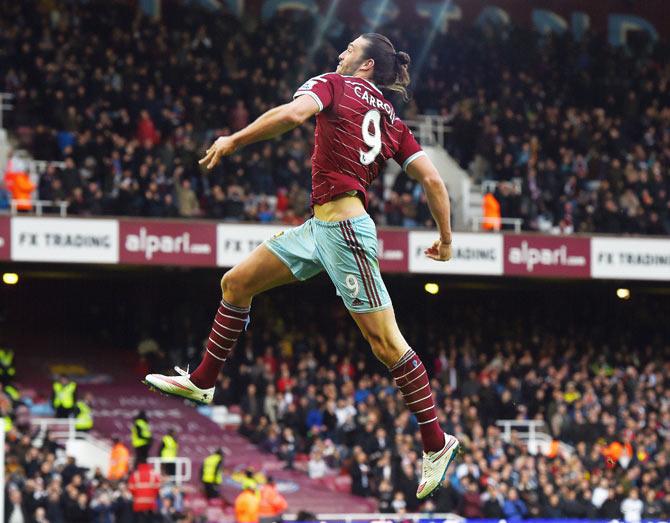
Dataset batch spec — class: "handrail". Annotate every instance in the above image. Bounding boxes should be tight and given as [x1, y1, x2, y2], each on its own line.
[404, 115, 452, 149]
[496, 419, 574, 457]
[147, 456, 192, 485]
[10, 199, 69, 217]
[471, 216, 522, 233]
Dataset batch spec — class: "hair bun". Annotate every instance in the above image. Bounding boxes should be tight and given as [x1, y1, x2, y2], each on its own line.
[395, 51, 410, 66]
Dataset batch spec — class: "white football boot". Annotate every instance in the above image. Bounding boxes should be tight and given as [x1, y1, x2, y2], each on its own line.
[143, 366, 214, 405]
[416, 433, 460, 499]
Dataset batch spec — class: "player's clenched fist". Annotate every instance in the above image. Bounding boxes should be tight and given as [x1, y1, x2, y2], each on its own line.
[424, 239, 451, 261]
[199, 136, 238, 169]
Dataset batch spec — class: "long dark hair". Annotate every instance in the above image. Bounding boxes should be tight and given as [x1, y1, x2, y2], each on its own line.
[360, 33, 411, 101]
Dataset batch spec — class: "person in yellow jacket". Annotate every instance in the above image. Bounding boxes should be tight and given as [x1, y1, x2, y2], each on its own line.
[0, 347, 16, 384]
[52, 376, 77, 418]
[201, 448, 224, 499]
[131, 410, 153, 465]
[159, 428, 179, 475]
[108, 437, 130, 481]
[258, 476, 288, 523]
[235, 480, 261, 523]
[75, 393, 94, 431]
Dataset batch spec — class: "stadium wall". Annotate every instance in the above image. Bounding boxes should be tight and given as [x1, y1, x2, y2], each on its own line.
[2, 215, 669, 281]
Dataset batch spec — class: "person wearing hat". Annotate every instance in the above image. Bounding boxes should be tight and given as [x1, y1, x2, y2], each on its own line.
[235, 478, 260, 523]
[258, 476, 288, 523]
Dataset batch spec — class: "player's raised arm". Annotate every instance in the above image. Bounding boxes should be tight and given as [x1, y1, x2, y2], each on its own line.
[406, 155, 453, 261]
[199, 95, 320, 169]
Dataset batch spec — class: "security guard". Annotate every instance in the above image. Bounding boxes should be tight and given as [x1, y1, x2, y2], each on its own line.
[75, 393, 93, 431]
[1, 383, 20, 404]
[52, 376, 77, 418]
[131, 410, 153, 465]
[159, 428, 179, 475]
[202, 448, 224, 499]
[0, 347, 15, 384]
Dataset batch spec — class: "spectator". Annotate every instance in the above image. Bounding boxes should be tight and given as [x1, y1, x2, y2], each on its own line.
[621, 488, 644, 523]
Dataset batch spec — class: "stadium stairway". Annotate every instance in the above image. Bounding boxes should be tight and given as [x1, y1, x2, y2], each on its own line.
[14, 331, 376, 518]
[87, 382, 376, 516]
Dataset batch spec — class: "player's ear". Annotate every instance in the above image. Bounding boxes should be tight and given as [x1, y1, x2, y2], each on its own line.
[360, 58, 374, 73]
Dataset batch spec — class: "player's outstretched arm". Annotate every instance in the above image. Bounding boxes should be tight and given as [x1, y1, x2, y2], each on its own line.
[199, 95, 320, 169]
[406, 155, 453, 261]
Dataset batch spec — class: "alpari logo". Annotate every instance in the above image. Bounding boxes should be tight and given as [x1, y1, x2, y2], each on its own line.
[508, 241, 586, 272]
[125, 227, 212, 260]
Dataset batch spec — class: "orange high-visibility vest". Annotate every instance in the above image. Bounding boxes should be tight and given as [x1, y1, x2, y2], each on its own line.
[258, 484, 288, 517]
[482, 193, 501, 230]
[108, 442, 130, 480]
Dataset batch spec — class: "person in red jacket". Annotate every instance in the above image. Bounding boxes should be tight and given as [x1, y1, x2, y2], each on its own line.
[128, 462, 162, 522]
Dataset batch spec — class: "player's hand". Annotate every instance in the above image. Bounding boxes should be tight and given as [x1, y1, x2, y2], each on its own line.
[199, 136, 238, 169]
[424, 239, 451, 262]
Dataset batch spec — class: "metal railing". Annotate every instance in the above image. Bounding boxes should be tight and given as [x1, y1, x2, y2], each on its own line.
[31, 417, 110, 450]
[481, 178, 522, 195]
[10, 199, 69, 216]
[405, 115, 451, 149]
[496, 419, 573, 457]
[471, 216, 523, 233]
[147, 456, 192, 485]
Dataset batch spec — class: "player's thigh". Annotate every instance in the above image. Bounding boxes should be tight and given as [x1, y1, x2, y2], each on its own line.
[315, 215, 391, 313]
[223, 243, 298, 298]
[350, 307, 410, 367]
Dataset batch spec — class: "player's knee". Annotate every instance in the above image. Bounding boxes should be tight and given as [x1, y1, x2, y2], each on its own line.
[220, 270, 248, 301]
[366, 332, 397, 367]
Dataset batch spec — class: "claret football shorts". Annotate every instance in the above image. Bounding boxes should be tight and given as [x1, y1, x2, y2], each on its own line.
[264, 213, 392, 313]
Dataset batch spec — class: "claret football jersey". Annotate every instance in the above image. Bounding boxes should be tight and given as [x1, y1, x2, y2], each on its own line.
[293, 73, 426, 207]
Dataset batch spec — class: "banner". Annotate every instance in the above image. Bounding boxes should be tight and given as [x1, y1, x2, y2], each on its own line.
[377, 230, 408, 273]
[408, 232, 503, 275]
[0, 216, 9, 261]
[217, 223, 289, 267]
[504, 235, 590, 278]
[591, 237, 670, 280]
[119, 220, 216, 266]
[11, 217, 118, 264]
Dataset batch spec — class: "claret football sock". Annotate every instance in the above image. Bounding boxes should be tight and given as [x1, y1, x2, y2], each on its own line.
[390, 348, 446, 453]
[189, 299, 250, 388]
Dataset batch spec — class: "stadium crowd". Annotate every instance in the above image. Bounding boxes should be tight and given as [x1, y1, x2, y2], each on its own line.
[202, 289, 670, 518]
[1, 1, 669, 234]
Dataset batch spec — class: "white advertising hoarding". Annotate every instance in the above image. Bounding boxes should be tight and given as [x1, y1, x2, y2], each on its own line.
[591, 237, 670, 280]
[11, 217, 119, 263]
[408, 231, 503, 275]
[217, 223, 289, 267]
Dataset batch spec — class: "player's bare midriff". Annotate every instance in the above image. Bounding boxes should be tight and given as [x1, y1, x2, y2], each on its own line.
[313, 193, 366, 222]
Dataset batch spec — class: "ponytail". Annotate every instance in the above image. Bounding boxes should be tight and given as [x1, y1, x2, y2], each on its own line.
[361, 33, 411, 101]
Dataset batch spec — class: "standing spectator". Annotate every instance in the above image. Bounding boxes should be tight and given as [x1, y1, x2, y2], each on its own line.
[5, 487, 28, 523]
[136, 110, 160, 145]
[621, 488, 644, 523]
[128, 462, 162, 522]
[350, 449, 371, 497]
[503, 488, 528, 522]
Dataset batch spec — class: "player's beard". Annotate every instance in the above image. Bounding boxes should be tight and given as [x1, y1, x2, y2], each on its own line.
[337, 57, 364, 76]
